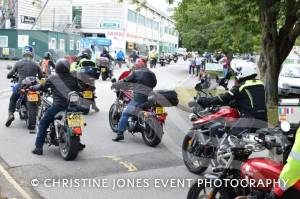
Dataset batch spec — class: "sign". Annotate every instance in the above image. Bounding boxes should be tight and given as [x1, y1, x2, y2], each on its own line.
[100, 20, 120, 29]
[21, 16, 36, 24]
[18, 35, 29, 48]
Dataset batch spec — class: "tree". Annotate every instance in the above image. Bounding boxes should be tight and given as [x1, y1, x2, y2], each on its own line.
[174, 0, 300, 105]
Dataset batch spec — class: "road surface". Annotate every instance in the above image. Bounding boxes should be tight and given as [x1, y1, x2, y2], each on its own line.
[0, 60, 199, 199]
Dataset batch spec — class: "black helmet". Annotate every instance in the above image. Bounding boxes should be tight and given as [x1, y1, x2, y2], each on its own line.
[55, 58, 70, 74]
[80, 48, 92, 59]
[44, 52, 52, 59]
[23, 46, 34, 58]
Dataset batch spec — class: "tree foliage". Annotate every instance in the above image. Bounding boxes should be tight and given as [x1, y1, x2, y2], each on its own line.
[174, 0, 260, 53]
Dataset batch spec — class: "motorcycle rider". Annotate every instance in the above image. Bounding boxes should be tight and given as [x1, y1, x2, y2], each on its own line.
[111, 58, 157, 142]
[5, 46, 43, 127]
[70, 48, 100, 112]
[32, 59, 85, 155]
[100, 47, 114, 77]
[197, 60, 268, 135]
[40, 52, 55, 76]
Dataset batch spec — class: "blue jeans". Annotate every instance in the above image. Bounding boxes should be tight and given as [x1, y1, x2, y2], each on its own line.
[223, 68, 228, 76]
[117, 100, 143, 135]
[35, 106, 65, 148]
[8, 83, 20, 113]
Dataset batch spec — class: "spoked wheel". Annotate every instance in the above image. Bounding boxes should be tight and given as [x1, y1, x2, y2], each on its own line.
[182, 131, 211, 174]
[187, 180, 227, 199]
[109, 103, 121, 133]
[142, 117, 162, 147]
[59, 128, 80, 161]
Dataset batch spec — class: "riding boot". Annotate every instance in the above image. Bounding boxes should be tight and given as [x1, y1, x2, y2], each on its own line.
[112, 134, 124, 142]
[5, 112, 15, 127]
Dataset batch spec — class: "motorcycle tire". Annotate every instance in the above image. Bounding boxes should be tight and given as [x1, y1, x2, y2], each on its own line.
[109, 103, 120, 133]
[26, 102, 38, 130]
[182, 131, 210, 175]
[19, 105, 26, 120]
[142, 117, 162, 147]
[102, 73, 108, 81]
[59, 128, 80, 161]
[187, 179, 234, 199]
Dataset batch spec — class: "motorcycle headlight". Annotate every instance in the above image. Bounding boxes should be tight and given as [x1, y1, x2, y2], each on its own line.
[280, 121, 291, 132]
[69, 93, 80, 103]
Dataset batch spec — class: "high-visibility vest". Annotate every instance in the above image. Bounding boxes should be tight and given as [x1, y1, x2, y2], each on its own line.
[275, 127, 300, 196]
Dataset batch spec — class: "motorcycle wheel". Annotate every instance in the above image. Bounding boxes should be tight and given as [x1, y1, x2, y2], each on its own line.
[109, 103, 120, 133]
[187, 179, 232, 199]
[182, 131, 210, 175]
[59, 128, 80, 161]
[26, 102, 38, 130]
[19, 105, 26, 120]
[102, 73, 108, 81]
[142, 117, 162, 147]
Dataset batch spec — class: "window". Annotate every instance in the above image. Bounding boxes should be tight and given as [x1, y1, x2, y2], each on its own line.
[49, 38, 56, 50]
[72, 6, 82, 28]
[152, 21, 159, 30]
[70, 40, 74, 50]
[137, 14, 145, 26]
[0, 36, 8, 47]
[128, 10, 137, 23]
[60, 39, 65, 50]
[76, 40, 81, 51]
[146, 18, 152, 28]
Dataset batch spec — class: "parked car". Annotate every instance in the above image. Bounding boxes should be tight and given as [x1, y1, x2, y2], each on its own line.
[278, 64, 300, 96]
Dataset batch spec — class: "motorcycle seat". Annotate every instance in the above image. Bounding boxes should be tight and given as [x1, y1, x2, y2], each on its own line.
[54, 111, 66, 120]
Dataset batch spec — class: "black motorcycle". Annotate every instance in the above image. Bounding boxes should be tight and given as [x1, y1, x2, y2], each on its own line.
[159, 56, 166, 67]
[8, 71, 41, 130]
[38, 91, 85, 160]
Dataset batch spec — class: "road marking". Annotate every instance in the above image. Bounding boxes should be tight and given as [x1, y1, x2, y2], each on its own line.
[104, 156, 138, 172]
[0, 163, 32, 199]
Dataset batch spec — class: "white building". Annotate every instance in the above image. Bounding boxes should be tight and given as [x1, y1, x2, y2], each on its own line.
[1, 0, 179, 55]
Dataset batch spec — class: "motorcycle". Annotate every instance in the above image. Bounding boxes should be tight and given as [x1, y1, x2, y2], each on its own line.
[182, 81, 240, 174]
[8, 69, 41, 130]
[38, 91, 85, 160]
[97, 57, 113, 81]
[159, 56, 167, 67]
[173, 54, 178, 63]
[166, 54, 172, 64]
[108, 75, 178, 147]
[187, 124, 297, 199]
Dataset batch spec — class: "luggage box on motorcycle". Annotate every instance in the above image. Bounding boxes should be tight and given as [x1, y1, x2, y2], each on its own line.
[77, 66, 100, 80]
[278, 98, 300, 128]
[152, 90, 179, 107]
[97, 57, 109, 67]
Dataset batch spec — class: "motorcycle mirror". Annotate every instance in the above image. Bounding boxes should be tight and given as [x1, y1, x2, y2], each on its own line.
[6, 65, 12, 70]
[280, 121, 291, 132]
[111, 78, 117, 83]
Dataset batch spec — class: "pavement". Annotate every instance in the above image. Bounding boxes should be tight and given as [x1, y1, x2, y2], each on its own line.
[0, 59, 199, 199]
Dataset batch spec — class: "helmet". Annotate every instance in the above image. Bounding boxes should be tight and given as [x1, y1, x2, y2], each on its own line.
[231, 59, 257, 80]
[79, 48, 92, 60]
[23, 46, 34, 58]
[44, 52, 52, 59]
[134, 58, 146, 69]
[55, 58, 70, 74]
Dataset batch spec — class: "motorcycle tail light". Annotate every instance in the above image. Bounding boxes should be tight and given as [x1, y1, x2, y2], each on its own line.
[157, 114, 167, 122]
[72, 127, 82, 135]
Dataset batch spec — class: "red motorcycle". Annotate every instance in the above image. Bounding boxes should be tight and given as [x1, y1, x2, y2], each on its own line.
[108, 71, 178, 147]
[182, 81, 240, 174]
[187, 127, 300, 199]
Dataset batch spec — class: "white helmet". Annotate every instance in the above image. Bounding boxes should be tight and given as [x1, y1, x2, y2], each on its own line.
[231, 59, 257, 80]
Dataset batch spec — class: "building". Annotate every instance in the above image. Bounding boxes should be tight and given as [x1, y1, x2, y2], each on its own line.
[1, 0, 179, 55]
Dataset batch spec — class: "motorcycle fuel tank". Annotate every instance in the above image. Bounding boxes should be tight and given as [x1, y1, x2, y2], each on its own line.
[192, 107, 239, 126]
[241, 158, 283, 192]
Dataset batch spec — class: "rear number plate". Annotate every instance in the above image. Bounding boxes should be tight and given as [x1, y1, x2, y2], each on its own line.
[67, 114, 84, 128]
[27, 93, 39, 102]
[83, 91, 93, 99]
[155, 107, 165, 115]
[101, 68, 107, 72]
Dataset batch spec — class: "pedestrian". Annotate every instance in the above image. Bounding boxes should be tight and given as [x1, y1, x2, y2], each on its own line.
[116, 49, 125, 68]
[188, 54, 196, 75]
[195, 53, 202, 77]
[220, 54, 229, 76]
